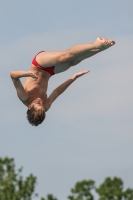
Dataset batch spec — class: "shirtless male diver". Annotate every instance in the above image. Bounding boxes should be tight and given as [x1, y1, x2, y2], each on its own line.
[10, 37, 115, 126]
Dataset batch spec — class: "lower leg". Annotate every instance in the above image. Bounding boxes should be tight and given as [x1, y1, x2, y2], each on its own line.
[66, 37, 115, 61]
[72, 51, 99, 64]
[38, 37, 115, 69]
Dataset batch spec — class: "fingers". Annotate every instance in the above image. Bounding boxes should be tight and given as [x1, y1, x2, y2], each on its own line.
[29, 71, 38, 79]
[31, 74, 38, 78]
[83, 70, 90, 73]
[80, 70, 90, 75]
[32, 74, 38, 78]
[74, 70, 90, 79]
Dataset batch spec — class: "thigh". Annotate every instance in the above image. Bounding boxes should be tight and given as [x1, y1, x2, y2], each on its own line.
[54, 59, 83, 74]
[36, 51, 67, 68]
[54, 61, 72, 74]
[74, 51, 98, 62]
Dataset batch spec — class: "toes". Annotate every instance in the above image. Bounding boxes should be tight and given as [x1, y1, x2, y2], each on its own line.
[109, 40, 115, 45]
[101, 38, 115, 45]
[104, 39, 115, 46]
[95, 37, 115, 49]
[111, 40, 115, 45]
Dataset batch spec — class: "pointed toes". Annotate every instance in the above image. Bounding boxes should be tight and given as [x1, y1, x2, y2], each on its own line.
[109, 40, 115, 45]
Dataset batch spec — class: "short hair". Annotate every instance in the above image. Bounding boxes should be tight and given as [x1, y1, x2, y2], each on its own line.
[26, 105, 45, 126]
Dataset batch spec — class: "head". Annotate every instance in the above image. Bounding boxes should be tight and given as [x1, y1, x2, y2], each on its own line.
[27, 98, 45, 126]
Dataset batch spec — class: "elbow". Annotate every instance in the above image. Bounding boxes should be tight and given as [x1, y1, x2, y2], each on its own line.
[10, 71, 16, 79]
[10, 71, 14, 78]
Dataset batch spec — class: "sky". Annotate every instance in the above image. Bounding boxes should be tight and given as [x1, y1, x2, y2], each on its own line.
[0, 0, 133, 199]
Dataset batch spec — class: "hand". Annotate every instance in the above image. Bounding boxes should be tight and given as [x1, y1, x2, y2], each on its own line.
[71, 70, 90, 80]
[27, 71, 38, 79]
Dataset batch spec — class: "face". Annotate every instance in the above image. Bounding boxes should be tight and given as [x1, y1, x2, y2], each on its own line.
[28, 98, 45, 111]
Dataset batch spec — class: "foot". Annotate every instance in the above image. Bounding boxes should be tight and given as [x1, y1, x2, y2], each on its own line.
[92, 37, 115, 51]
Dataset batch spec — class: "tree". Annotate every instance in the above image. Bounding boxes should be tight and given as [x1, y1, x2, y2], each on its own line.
[68, 180, 95, 200]
[42, 194, 58, 200]
[1, 157, 133, 200]
[123, 188, 133, 200]
[68, 178, 133, 200]
[96, 177, 133, 200]
[0, 157, 57, 200]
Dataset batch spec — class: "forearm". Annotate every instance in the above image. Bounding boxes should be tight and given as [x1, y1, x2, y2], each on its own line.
[54, 76, 76, 95]
[67, 42, 96, 59]
[10, 71, 29, 79]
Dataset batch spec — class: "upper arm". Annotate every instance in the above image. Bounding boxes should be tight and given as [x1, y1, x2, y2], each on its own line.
[11, 77, 28, 103]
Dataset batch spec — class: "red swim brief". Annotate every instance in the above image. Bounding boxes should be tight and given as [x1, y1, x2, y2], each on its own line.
[32, 51, 55, 75]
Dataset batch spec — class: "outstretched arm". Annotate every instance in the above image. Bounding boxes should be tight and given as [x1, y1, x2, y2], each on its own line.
[10, 70, 38, 104]
[47, 70, 90, 109]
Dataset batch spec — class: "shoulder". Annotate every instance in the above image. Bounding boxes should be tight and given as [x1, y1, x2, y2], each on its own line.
[45, 104, 51, 112]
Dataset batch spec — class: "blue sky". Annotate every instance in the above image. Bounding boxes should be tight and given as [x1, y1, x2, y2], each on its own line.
[0, 0, 133, 199]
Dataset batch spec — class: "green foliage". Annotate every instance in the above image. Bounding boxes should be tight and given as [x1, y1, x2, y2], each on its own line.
[96, 177, 133, 200]
[68, 180, 95, 200]
[122, 188, 133, 200]
[0, 157, 133, 200]
[67, 178, 133, 200]
[42, 194, 58, 200]
[0, 157, 38, 200]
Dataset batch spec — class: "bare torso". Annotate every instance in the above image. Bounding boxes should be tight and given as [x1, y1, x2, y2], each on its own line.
[23, 65, 51, 107]
[23, 51, 73, 107]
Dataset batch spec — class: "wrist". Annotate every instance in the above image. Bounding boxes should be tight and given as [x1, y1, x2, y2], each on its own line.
[70, 75, 76, 81]
[25, 71, 31, 77]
